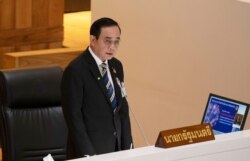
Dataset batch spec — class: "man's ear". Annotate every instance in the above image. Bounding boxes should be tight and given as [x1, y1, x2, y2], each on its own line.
[90, 35, 96, 46]
[90, 35, 95, 42]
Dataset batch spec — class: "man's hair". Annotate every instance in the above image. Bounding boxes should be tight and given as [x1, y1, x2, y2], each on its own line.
[90, 17, 121, 39]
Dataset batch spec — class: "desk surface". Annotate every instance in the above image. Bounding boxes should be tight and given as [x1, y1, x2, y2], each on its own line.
[68, 130, 250, 161]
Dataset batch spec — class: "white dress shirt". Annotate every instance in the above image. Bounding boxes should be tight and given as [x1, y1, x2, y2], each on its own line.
[88, 47, 115, 89]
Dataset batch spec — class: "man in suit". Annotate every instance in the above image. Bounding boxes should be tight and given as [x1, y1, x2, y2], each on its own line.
[61, 17, 133, 159]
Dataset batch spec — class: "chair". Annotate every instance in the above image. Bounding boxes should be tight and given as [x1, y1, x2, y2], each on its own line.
[0, 66, 67, 161]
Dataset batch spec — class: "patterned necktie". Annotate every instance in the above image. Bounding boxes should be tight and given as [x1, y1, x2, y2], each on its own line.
[100, 63, 117, 109]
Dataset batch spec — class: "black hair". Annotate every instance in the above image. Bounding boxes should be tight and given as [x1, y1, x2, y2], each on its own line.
[90, 17, 121, 39]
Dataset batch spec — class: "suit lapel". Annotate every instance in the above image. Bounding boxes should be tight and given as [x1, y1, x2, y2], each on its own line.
[85, 52, 111, 104]
[85, 50, 123, 109]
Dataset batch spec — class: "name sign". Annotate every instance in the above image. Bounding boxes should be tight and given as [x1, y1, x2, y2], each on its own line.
[155, 123, 215, 148]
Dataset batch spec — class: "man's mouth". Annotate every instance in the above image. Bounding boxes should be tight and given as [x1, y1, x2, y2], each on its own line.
[106, 52, 113, 55]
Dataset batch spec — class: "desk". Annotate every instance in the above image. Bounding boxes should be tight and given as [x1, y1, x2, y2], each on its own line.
[68, 129, 250, 161]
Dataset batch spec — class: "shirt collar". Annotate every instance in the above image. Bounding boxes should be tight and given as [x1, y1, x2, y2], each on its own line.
[88, 46, 108, 66]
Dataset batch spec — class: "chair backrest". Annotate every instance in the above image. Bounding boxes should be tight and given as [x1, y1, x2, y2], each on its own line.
[0, 66, 67, 161]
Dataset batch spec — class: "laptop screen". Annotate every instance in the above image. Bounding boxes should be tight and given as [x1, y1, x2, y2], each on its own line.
[201, 93, 249, 135]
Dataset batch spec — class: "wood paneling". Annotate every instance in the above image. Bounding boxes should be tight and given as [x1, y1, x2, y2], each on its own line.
[49, 1, 64, 26]
[0, 11, 91, 70]
[0, 0, 64, 55]
[32, 0, 49, 27]
[64, 0, 91, 13]
[0, 27, 63, 46]
[15, 0, 32, 29]
[0, 0, 15, 29]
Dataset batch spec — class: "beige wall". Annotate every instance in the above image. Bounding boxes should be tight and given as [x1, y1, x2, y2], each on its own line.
[91, 0, 250, 147]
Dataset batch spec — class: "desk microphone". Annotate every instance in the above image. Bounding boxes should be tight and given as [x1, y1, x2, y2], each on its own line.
[116, 78, 150, 146]
[125, 95, 150, 146]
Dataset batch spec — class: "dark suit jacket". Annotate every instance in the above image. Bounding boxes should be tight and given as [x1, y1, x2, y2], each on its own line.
[61, 48, 133, 159]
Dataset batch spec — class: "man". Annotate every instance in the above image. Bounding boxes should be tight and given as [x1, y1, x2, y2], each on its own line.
[61, 17, 133, 159]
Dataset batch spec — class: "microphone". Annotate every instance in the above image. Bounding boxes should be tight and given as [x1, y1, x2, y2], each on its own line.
[127, 98, 151, 146]
[115, 77, 150, 146]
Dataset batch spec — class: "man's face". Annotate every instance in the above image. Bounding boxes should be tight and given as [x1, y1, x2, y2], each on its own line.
[90, 26, 121, 61]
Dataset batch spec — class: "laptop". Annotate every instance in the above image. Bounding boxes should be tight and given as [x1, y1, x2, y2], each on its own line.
[201, 93, 249, 135]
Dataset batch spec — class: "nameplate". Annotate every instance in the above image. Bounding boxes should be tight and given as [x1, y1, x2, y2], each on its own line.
[155, 123, 215, 148]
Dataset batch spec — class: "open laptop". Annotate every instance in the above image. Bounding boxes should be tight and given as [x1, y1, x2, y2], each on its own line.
[201, 93, 249, 135]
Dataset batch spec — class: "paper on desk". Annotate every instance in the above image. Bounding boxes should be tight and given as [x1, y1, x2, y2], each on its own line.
[43, 154, 54, 161]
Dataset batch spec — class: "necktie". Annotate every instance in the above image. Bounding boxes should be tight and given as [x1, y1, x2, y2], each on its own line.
[100, 63, 117, 109]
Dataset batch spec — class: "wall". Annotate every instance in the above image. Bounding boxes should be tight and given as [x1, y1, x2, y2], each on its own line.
[91, 0, 250, 147]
